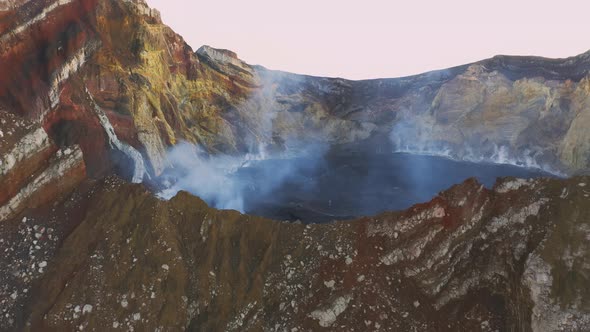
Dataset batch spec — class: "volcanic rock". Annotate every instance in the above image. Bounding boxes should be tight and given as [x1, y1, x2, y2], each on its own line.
[0, 176, 587, 331]
[1, 1, 590, 331]
[2, 0, 590, 178]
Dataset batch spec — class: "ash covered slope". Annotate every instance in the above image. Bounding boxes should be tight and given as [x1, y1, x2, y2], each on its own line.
[2, 0, 590, 225]
[1, 176, 589, 331]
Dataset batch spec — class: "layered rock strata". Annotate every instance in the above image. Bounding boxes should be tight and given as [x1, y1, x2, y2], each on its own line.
[2, 0, 590, 179]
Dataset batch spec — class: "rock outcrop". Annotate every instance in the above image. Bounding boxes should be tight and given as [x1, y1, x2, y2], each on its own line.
[0, 112, 86, 222]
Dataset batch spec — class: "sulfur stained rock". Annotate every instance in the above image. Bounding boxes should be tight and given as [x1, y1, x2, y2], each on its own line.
[3, 0, 590, 182]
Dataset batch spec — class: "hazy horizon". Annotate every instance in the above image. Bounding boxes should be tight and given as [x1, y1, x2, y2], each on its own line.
[145, 0, 590, 80]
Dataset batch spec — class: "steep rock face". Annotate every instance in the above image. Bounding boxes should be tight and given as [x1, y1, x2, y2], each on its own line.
[3, 0, 589, 182]
[0, 112, 86, 222]
[0, 176, 588, 331]
[0, 0, 99, 117]
[385, 65, 590, 173]
[0, 114, 56, 206]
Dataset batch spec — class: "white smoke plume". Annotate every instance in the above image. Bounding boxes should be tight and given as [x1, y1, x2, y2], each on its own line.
[157, 141, 327, 213]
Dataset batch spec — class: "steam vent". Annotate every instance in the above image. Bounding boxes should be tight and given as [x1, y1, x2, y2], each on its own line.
[1, 0, 590, 331]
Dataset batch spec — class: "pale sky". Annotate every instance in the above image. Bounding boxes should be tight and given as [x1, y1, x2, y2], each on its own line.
[145, 0, 590, 80]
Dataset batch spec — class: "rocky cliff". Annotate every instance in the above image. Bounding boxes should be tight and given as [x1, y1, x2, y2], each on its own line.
[2, 0, 590, 181]
[1, 0, 590, 331]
